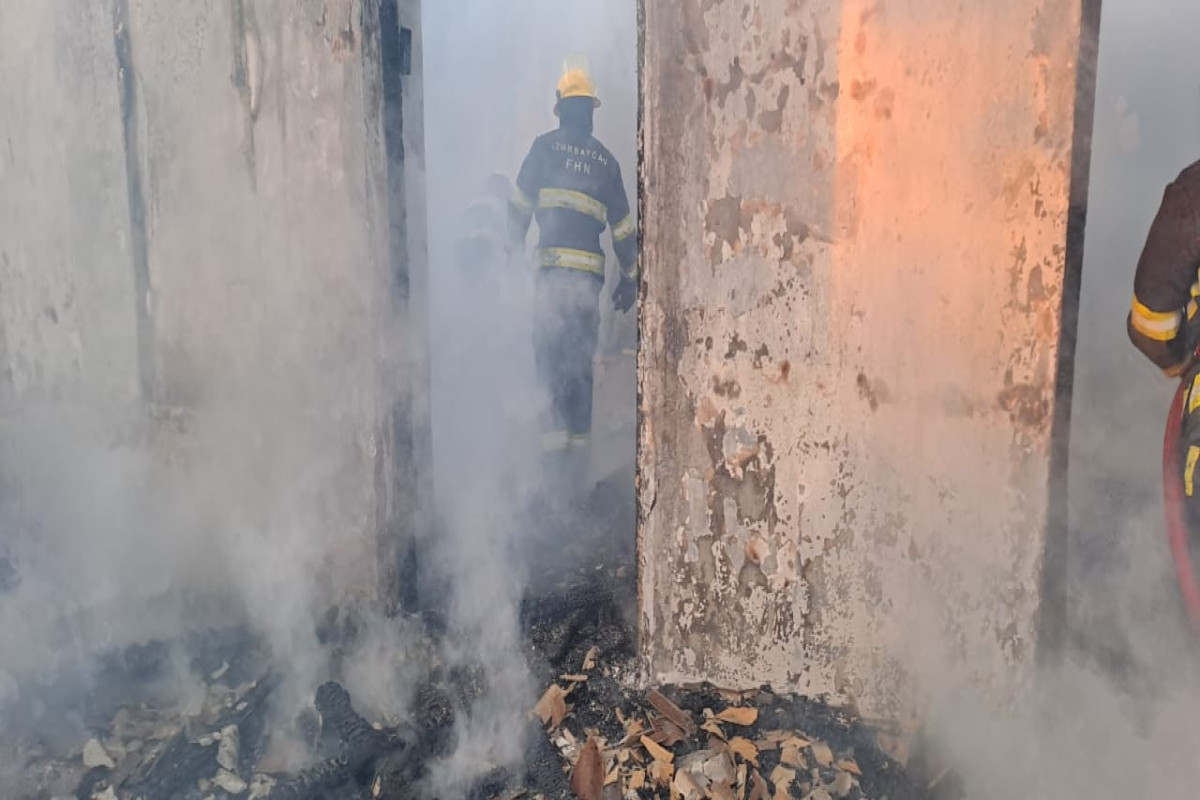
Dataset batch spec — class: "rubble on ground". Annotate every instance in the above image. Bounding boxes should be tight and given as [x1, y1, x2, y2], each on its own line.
[503, 560, 929, 800]
[0, 619, 465, 800]
[0, 547, 929, 800]
[523, 672, 920, 800]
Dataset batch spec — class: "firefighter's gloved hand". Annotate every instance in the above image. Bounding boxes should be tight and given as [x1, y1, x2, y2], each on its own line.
[612, 274, 636, 313]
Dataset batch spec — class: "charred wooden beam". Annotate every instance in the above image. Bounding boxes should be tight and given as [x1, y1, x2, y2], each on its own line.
[269, 678, 454, 800]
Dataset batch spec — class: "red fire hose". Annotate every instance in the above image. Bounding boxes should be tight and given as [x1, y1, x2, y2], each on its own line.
[1163, 375, 1200, 628]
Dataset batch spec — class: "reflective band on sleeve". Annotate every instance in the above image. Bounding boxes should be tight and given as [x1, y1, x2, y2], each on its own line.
[538, 188, 608, 224]
[568, 434, 590, 449]
[537, 247, 606, 275]
[624, 264, 639, 281]
[511, 188, 534, 215]
[1189, 373, 1200, 416]
[612, 214, 635, 242]
[1186, 445, 1200, 497]
[1130, 294, 1182, 342]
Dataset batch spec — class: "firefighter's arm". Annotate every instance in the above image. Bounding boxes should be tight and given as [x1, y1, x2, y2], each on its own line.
[1128, 179, 1200, 376]
[606, 164, 637, 279]
[607, 164, 637, 313]
[507, 143, 539, 249]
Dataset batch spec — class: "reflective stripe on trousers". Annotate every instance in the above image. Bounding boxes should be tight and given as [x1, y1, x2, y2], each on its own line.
[540, 431, 591, 453]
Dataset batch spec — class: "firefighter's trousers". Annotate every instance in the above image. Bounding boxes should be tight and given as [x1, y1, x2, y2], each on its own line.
[533, 266, 602, 446]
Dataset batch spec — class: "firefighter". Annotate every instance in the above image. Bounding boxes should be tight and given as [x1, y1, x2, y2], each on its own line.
[508, 57, 636, 503]
[1128, 161, 1200, 519]
[455, 173, 512, 290]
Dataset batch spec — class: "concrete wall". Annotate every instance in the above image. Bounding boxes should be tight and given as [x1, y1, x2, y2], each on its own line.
[131, 0, 397, 600]
[0, 2, 142, 423]
[0, 0, 427, 608]
[638, 0, 1097, 718]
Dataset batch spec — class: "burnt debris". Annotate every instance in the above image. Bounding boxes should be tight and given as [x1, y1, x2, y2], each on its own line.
[512, 562, 933, 800]
[122, 672, 277, 800]
[11, 558, 928, 800]
[269, 680, 436, 800]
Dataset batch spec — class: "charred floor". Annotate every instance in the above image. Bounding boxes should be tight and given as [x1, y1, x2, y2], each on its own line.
[0, 473, 931, 800]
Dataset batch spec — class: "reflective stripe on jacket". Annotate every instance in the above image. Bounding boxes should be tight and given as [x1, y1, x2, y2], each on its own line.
[508, 125, 636, 278]
[1130, 161, 1200, 374]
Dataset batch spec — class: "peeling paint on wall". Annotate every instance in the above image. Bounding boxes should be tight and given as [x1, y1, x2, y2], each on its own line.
[639, 0, 1096, 720]
[640, 0, 843, 695]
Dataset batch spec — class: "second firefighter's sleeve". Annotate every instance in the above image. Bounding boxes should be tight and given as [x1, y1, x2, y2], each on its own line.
[1129, 179, 1200, 374]
[606, 163, 637, 279]
[508, 142, 539, 247]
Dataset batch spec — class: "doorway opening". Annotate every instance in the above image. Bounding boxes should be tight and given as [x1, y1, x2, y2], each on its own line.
[419, 0, 640, 645]
[1066, 0, 1198, 682]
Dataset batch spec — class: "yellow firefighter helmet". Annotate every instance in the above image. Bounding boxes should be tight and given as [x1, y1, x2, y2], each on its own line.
[555, 55, 601, 114]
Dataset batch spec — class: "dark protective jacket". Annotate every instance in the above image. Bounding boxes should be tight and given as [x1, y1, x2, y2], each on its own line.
[455, 196, 507, 274]
[508, 125, 636, 280]
[1129, 161, 1200, 375]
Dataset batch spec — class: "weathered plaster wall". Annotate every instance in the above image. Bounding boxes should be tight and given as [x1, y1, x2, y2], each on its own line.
[0, 2, 142, 423]
[0, 1, 428, 607]
[639, 0, 1094, 718]
[126, 0, 394, 600]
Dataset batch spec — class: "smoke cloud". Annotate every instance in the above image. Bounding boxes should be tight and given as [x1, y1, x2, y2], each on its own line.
[0, 4, 600, 788]
[0, 3, 638, 794]
[24, 0, 1200, 797]
[912, 1, 1200, 797]
[420, 0, 636, 790]
[1068, 0, 1200, 662]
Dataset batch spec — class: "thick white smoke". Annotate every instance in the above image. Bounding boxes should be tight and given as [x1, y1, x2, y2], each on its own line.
[916, 1, 1200, 797]
[32, 0, 1200, 795]
[0, 8, 637, 795]
[419, 0, 637, 790]
[1068, 0, 1200, 664]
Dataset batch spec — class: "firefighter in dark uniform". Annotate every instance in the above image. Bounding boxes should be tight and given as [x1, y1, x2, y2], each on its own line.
[508, 58, 636, 504]
[1129, 160, 1200, 521]
[455, 173, 512, 290]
